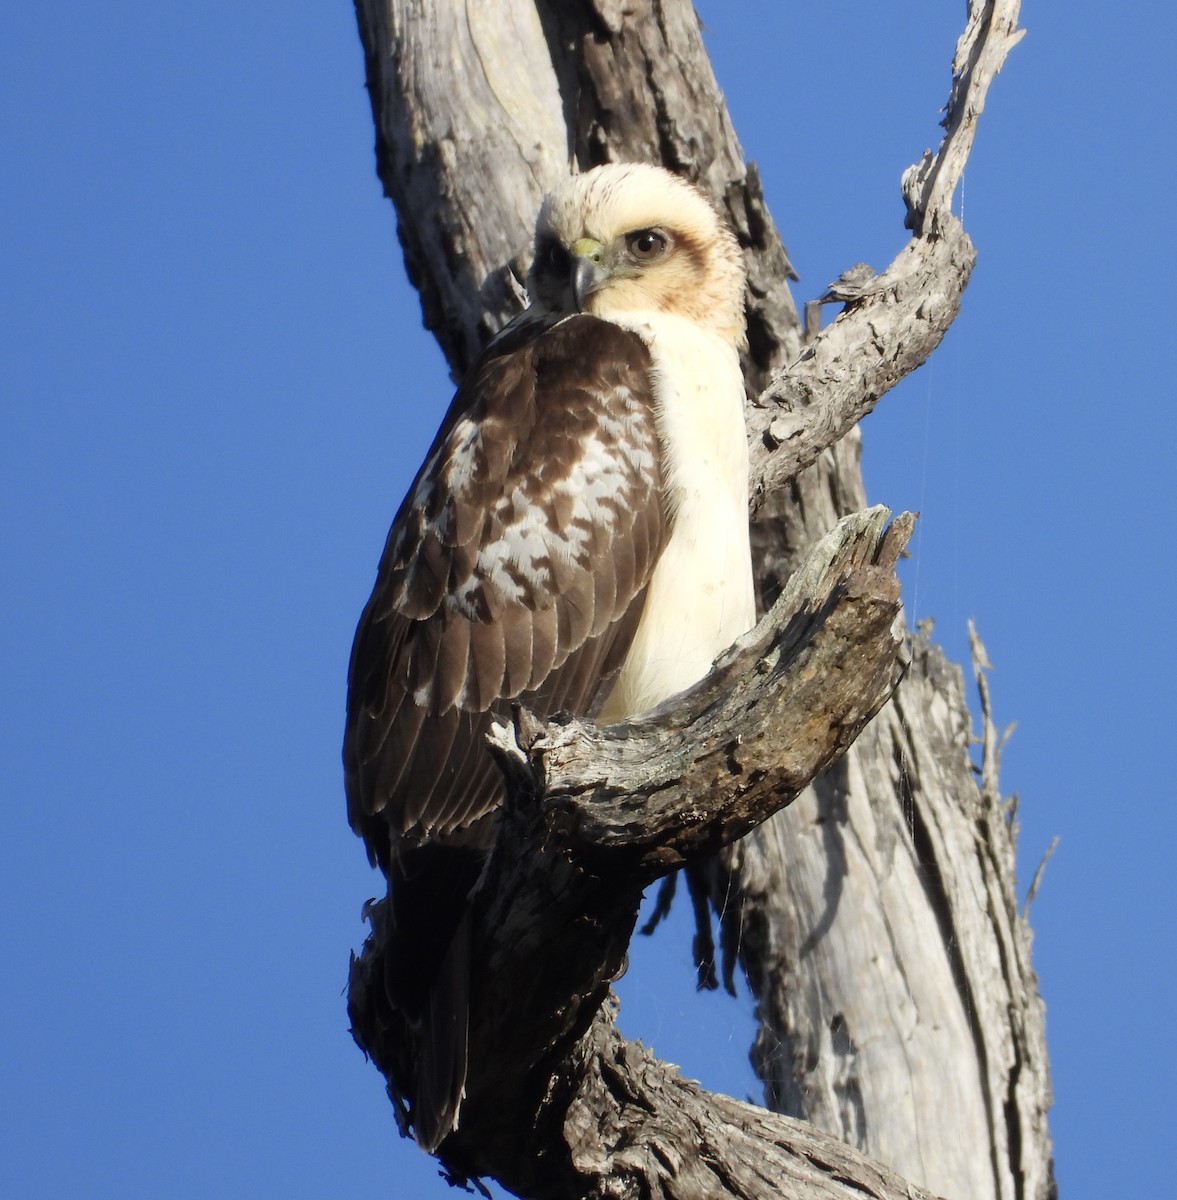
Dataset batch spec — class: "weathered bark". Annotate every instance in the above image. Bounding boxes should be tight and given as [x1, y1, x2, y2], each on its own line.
[727, 631, 1053, 1200]
[347, 1, 1051, 1197]
[351, 511, 926, 1198]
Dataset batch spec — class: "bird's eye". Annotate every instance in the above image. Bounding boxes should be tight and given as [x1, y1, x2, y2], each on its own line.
[626, 229, 669, 262]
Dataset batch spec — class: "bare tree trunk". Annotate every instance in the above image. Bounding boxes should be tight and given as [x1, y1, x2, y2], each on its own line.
[347, 2, 1052, 1197]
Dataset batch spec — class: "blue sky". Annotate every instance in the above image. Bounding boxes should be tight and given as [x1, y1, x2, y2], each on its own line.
[3, 3, 1173, 1196]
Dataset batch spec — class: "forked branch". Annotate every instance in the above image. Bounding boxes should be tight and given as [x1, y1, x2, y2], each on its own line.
[746, 0, 1024, 508]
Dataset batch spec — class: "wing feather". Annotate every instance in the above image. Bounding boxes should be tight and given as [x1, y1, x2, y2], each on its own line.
[611, 523, 637, 621]
[398, 707, 463, 832]
[344, 315, 666, 851]
[553, 569, 595, 663]
[365, 683, 418, 794]
[544, 620, 609, 716]
[464, 617, 507, 711]
[525, 601, 559, 691]
[400, 527, 448, 619]
[590, 537, 618, 638]
[500, 602, 535, 698]
[432, 614, 472, 713]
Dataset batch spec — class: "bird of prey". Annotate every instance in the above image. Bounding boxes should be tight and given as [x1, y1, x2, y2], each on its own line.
[344, 162, 755, 1150]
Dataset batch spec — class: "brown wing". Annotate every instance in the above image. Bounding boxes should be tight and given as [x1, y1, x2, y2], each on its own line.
[343, 314, 665, 868]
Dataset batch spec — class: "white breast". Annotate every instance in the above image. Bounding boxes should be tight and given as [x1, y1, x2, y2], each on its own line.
[597, 311, 755, 723]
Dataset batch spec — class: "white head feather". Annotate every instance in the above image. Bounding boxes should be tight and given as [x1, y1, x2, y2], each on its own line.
[530, 163, 747, 349]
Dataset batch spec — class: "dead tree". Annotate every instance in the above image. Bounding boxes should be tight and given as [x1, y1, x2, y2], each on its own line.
[345, 2, 1053, 1197]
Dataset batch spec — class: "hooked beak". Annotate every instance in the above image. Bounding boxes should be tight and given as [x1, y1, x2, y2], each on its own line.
[570, 237, 608, 311]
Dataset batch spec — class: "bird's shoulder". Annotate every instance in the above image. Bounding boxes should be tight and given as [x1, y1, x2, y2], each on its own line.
[373, 313, 663, 619]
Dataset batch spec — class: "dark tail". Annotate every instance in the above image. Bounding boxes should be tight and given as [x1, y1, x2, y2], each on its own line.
[384, 844, 482, 1150]
[411, 907, 472, 1150]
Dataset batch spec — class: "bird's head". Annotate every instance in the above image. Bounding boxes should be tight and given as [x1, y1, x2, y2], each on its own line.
[528, 163, 747, 348]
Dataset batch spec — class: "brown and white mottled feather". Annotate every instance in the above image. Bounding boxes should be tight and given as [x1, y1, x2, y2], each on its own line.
[343, 163, 754, 1151]
[345, 315, 665, 861]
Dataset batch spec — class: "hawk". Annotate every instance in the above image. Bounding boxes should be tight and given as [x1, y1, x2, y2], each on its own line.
[344, 162, 755, 1149]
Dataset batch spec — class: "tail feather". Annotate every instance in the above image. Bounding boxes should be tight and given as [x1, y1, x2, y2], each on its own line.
[411, 908, 472, 1151]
